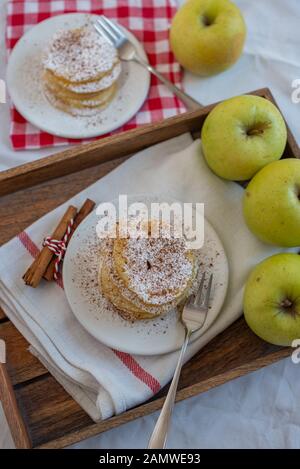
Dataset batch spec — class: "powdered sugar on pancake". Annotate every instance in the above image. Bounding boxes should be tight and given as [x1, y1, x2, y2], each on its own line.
[43, 25, 119, 83]
[66, 63, 121, 93]
[100, 238, 172, 316]
[123, 235, 194, 305]
[109, 221, 196, 307]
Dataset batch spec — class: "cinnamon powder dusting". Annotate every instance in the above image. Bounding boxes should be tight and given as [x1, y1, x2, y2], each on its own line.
[43, 25, 119, 83]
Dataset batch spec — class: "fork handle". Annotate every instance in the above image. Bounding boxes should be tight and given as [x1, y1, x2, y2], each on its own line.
[147, 328, 192, 449]
[134, 57, 203, 111]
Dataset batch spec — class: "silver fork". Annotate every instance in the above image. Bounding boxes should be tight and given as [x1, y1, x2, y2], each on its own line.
[147, 272, 213, 449]
[94, 16, 202, 111]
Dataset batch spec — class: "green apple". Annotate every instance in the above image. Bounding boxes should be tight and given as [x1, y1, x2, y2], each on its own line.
[244, 253, 300, 346]
[243, 159, 300, 247]
[201, 95, 287, 180]
[170, 0, 246, 76]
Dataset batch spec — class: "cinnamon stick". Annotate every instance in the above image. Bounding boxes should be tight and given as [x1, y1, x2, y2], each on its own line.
[23, 205, 77, 287]
[43, 198, 95, 281]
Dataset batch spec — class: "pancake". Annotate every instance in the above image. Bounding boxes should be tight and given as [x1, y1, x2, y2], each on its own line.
[43, 26, 120, 83]
[43, 63, 121, 95]
[42, 24, 121, 115]
[98, 220, 198, 322]
[113, 225, 196, 306]
[44, 82, 117, 116]
[100, 263, 161, 320]
[99, 238, 171, 320]
[44, 79, 117, 104]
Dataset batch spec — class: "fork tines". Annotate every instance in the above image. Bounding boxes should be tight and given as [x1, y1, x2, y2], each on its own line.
[94, 16, 123, 47]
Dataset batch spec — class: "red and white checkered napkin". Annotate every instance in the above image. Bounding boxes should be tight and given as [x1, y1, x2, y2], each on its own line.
[6, 0, 184, 150]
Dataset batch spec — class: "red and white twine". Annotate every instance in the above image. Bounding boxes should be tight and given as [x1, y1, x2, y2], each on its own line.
[43, 219, 74, 280]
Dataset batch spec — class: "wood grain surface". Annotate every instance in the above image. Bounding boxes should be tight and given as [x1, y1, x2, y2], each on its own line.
[0, 321, 46, 385]
[0, 88, 298, 448]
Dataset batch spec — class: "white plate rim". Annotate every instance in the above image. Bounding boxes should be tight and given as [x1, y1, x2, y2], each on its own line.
[6, 13, 151, 139]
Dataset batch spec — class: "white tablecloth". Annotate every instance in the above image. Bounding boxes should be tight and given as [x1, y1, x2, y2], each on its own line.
[1, 0, 300, 449]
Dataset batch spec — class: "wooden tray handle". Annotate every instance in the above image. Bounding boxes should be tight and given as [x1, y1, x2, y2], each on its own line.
[0, 363, 31, 448]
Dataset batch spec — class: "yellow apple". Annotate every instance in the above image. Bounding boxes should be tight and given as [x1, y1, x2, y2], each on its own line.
[201, 95, 287, 181]
[244, 253, 300, 346]
[243, 159, 300, 247]
[170, 0, 246, 76]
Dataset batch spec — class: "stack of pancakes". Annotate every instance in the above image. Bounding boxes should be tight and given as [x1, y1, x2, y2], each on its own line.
[42, 25, 121, 116]
[99, 221, 197, 321]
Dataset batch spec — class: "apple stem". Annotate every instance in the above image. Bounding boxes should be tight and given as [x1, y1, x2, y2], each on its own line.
[281, 299, 293, 308]
[247, 128, 265, 136]
[279, 298, 300, 318]
[246, 122, 271, 137]
[201, 15, 214, 27]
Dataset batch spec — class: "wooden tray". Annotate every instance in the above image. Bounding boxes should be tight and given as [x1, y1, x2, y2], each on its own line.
[0, 88, 299, 449]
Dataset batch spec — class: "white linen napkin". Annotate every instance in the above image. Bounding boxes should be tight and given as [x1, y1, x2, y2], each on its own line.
[0, 134, 288, 421]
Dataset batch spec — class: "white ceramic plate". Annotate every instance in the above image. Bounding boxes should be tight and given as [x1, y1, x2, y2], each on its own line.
[6, 13, 150, 139]
[63, 196, 229, 355]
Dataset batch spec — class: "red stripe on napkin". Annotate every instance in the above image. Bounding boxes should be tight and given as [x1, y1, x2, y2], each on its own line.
[18, 231, 39, 259]
[6, 0, 184, 151]
[113, 349, 161, 394]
